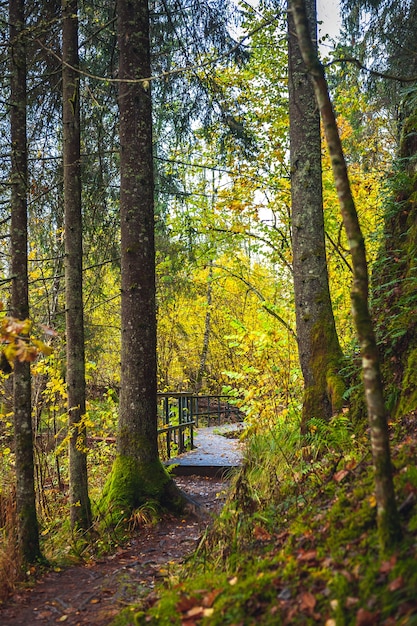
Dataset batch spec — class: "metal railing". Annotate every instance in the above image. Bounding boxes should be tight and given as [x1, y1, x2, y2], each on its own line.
[157, 392, 242, 459]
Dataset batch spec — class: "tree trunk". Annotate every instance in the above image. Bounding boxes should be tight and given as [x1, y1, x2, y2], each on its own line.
[288, 0, 344, 432]
[101, 0, 184, 519]
[290, 0, 402, 551]
[9, 0, 42, 563]
[372, 111, 417, 419]
[62, 0, 92, 531]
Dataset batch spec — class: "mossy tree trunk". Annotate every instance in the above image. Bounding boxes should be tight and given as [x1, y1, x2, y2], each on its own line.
[62, 0, 92, 531]
[101, 0, 184, 520]
[372, 112, 417, 418]
[288, 0, 344, 432]
[290, 0, 402, 551]
[9, 0, 42, 563]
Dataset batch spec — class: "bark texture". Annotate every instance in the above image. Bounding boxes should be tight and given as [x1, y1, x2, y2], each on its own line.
[9, 0, 42, 563]
[62, 0, 92, 531]
[101, 0, 183, 519]
[288, 0, 344, 431]
[372, 111, 417, 419]
[290, 0, 402, 551]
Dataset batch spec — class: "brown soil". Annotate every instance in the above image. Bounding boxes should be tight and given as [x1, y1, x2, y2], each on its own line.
[0, 476, 227, 626]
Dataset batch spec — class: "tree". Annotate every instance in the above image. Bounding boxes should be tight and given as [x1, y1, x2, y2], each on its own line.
[62, 0, 92, 531]
[339, 0, 417, 420]
[100, 0, 184, 518]
[287, 0, 345, 432]
[9, 0, 42, 563]
[290, 0, 402, 551]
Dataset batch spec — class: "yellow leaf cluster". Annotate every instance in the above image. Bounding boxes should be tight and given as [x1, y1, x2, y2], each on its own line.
[0, 304, 55, 368]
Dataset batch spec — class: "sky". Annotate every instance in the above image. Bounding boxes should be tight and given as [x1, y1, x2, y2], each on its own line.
[317, 0, 341, 39]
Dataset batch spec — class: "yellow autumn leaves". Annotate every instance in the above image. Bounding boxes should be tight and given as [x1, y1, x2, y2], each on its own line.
[0, 302, 55, 368]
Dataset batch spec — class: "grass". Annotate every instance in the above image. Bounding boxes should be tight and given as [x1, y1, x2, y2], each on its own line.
[2, 403, 417, 624]
[110, 412, 417, 625]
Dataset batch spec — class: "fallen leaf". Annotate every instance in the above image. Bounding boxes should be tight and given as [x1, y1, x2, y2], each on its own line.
[202, 588, 222, 607]
[345, 597, 359, 608]
[297, 549, 317, 562]
[253, 525, 272, 541]
[56, 617, 68, 623]
[36, 611, 53, 620]
[355, 608, 379, 625]
[333, 469, 349, 482]
[388, 576, 404, 592]
[299, 591, 316, 612]
[379, 556, 397, 574]
[185, 606, 204, 619]
[177, 596, 199, 613]
[90, 598, 100, 604]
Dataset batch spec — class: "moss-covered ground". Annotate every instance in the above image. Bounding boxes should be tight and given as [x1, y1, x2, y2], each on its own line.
[111, 412, 417, 625]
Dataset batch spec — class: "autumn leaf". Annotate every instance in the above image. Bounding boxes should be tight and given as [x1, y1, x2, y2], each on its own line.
[299, 591, 316, 612]
[355, 608, 380, 625]
[202, 588, 222, 607]
[297, 549, 317, 562]
[333, 469, 349, 482]
[185, 606, 205, 619]
[379, 556, 397, 574]
[388, 576, 404, 592]
[176, 596, 199, 613]
[32, 338, 53, 356]
[253, 525, 272, 541]
[3, 342, 18, 362]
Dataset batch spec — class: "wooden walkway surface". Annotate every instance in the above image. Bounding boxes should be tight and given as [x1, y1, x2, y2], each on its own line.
[165, 424, 244, 477]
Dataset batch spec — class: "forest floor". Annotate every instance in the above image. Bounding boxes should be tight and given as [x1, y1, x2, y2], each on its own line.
[0, 476, 227, 626]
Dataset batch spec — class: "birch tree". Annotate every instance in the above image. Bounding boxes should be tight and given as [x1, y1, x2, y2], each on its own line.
[290, 0, 402, 551]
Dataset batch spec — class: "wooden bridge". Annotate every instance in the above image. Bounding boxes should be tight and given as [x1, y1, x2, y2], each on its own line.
[157, 393, 244, 476]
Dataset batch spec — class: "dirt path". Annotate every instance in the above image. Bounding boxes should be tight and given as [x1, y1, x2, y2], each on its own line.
[0, 476, 227, 626]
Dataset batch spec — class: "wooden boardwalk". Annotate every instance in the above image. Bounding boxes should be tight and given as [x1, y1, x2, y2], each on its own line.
[165, 424, 244, 477]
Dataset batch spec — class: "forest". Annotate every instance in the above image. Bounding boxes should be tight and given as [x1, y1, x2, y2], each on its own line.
[1, 0, 417, 624]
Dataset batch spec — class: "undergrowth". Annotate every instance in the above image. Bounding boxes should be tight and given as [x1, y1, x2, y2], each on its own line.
[111, 412, 417, 625]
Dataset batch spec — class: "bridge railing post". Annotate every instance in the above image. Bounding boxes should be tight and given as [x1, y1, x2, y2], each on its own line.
[157, 392, 242, 461]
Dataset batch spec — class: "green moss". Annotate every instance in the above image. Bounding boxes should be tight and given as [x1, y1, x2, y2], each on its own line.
[107, 419, 417, 626]
[98, 455, 184, 525]
[396, 348, 417, 417]
[326, 369, 346, 413]
[302, 313, 345, 427]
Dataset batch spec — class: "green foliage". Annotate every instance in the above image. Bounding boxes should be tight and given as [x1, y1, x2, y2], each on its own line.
[122, 416, 417, 626]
